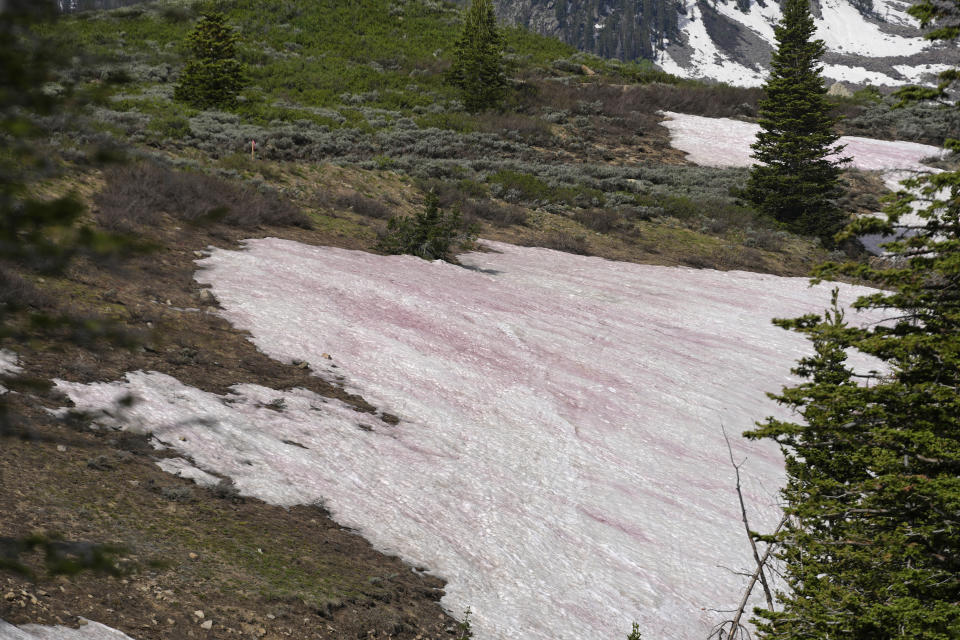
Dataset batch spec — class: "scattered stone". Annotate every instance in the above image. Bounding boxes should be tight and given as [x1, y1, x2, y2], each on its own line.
[198, 289, 214, 302]
[193, 610, 204, 619]
[56, 445, 67, 452]
[200, 620, 213, 630]
[188, 552, 198, 560]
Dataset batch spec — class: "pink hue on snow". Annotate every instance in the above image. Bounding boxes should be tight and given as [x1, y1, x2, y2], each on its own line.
[660, 111, 944, 170]
[57, 241, 885, 640]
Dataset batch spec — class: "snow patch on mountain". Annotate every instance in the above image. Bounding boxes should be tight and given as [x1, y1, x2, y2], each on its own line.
[660, 111, 944, 169]
[56, 239, 887, 640]
[821, 63, 901, 85]
[658, 0, 941, 86]
[659, 2, 767, 86]
[816, 0, 929, 56]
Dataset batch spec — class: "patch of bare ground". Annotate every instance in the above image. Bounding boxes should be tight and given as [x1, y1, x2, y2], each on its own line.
[2, 165, 459, 639]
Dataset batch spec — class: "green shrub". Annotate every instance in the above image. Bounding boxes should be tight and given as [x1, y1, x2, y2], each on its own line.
[376, 191, 475, 261]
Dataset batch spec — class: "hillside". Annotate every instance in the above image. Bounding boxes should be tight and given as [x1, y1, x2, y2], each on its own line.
[1, 1, 957, 639]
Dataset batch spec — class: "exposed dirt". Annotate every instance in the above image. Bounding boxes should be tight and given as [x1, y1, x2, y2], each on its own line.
[1, 201, 460, 639]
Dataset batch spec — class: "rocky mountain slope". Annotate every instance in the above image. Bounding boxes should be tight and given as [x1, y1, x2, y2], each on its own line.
[495, 0, 959, 86]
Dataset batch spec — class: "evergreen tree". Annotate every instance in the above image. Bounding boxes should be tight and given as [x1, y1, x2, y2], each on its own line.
[174, 12, 246, 109]
[447, 0, 507, 112]
[376, 191, 475, 262]
[745, 0, 849, 247]
[745, 1, 960, 627]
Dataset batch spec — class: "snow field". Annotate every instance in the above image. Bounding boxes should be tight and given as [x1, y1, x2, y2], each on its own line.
[0, 349, 22, 394]
[59, 240, 886, 640]
[660, 111, 944, 170]
[0, 620, 135, 640]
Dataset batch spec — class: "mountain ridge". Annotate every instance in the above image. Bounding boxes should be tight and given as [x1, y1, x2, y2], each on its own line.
[493, 0, 960, 86]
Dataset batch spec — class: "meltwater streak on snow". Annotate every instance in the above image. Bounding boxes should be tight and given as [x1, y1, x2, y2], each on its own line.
[0, 620, 136, 640]
[660, 111, 943, 170]
[58, 241, 884, 640]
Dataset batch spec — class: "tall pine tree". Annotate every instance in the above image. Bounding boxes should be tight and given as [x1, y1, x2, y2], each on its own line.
[745, 1, 960, 633]
[447, 0, 507, 112]
[174, 12, 246, 110]
[745, 0, 849, 248]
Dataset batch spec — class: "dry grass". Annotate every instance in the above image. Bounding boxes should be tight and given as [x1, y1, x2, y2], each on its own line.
[95, 162, 311, 231]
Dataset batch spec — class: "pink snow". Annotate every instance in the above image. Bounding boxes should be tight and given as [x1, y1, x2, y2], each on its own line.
[57, 240, 886, 640]
[660, 111, 944, 170]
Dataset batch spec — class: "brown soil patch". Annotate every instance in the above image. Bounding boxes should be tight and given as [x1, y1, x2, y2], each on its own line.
[1, 177, 460, 639]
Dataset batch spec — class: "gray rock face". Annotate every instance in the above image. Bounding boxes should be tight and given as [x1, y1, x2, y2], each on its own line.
[493, 0, 959, 86]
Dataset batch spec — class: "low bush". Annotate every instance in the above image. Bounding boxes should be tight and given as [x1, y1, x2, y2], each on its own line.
[376, 191, 475, 262]
[336, 192, 394, 219]
[461, 199, 528, 227]
[95, 162, 310, 231]
[528, 229, 589, 255]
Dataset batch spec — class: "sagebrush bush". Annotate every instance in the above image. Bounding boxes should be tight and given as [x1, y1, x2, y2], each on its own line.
[95, 162, 310, 231]
[527, 229, 589, 255]
[336, 192, 394, 219]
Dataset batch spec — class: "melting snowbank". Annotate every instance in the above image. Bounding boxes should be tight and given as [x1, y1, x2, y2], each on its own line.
[0, 349, 22, 394]
[660, 111, 943, 170]
[57, 240, 886, 640]
[0, 620, 135, 640]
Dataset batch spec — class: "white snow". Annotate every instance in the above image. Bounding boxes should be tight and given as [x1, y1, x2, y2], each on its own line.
[0, 620, 136, 640]
[815, 0, 930, 56]
[663, 0, 938, 87]
[660, 111, 944, 170]
[0, 350, 21, 377]
[0, 349, 22, 394]
[57, 240, 887, 640]
[873, 0, 922, 27]
[659, 4, 767, 86]
[893, 63, 955, 84]
[821, 64, 901, 86]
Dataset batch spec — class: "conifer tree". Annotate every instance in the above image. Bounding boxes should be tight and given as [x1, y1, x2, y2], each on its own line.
[447, 0, 507, 112]
[745, 0, 849, 247]
[174, 12, 246, 109]
[745, 2, 960, 631]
